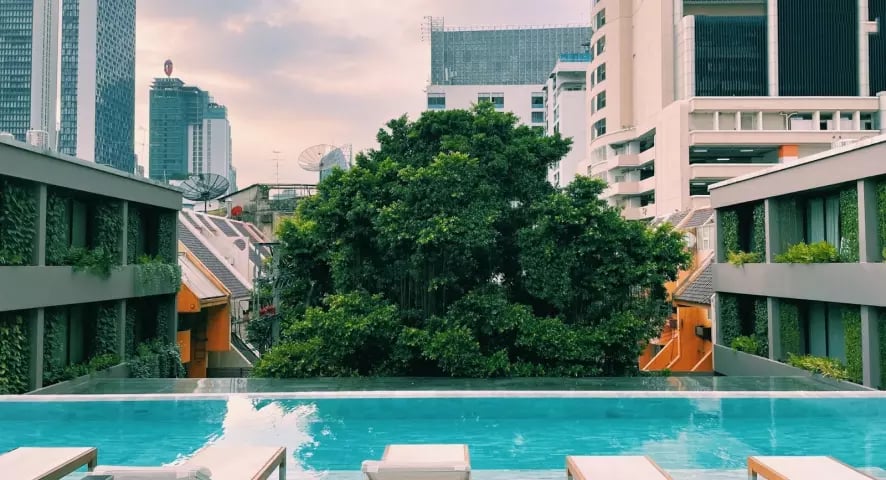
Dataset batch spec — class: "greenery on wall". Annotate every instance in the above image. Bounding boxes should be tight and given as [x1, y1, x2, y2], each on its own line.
[125, 301, 137, 359]
[839, 187, 860, 262]
[42, 307, 67, 385]
[719, 294, 740, 347]
[127, 206, 143, 265]
[0, 177, 38, 266]
[46, 190, 71, 266]
[779, 301, 801, 360]
[842, 306, 862, 384]
[720, 209, 740, 255]
[65, 247, 117, 278]
[90, 202, 123, 263]
[774, 241, 839, 263]
[877, 181, 886, 260]
[45, 354, 120, 387]
[157, 212, 176, 263]
[0, 312, 30, 394]
[753, 298, 769, 357]
[128, 339, 186, 379]
[156, 295, 174, 339]
[94, 302, 119, 357]
[134, 255, 181, 297]
[752, 202, 766, 258]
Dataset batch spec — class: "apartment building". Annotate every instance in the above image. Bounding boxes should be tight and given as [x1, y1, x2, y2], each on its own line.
[709, 135, 886, 389]
[0, 139, 181, 393]
[584, 0, 886, 220]
[544, 54, 591, 186]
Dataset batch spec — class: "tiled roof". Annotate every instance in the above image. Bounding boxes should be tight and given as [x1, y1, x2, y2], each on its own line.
[210, 216, 239, 237]
[666, 210, 690, 226]
[682, 208, 714, 228]
[182, 211, 202, 229]
[178, 222, 250, 299]
[675, 263, 713, 305]
[198, 215, 216, 231]
[233, 239, 246, 250]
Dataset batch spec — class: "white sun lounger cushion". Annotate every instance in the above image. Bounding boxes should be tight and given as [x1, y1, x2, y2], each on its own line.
[93, 465, 212, 480]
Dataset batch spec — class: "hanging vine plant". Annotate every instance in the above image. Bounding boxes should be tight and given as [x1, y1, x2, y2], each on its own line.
[127, 205, 143, 265]
[0, 177, 38, 266]
[46, 190, 72, 266]
[42, 307, 68, 385]
[134, 255, 181, 296]
[157, 211, 177, 263]
[0, 312, 30, 394]
[94, 302, 119, 357]
[90, 201, 122, 263]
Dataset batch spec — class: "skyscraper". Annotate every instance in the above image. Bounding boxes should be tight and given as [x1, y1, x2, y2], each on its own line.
[0, 0, 59, 147]
[149, 77, 235, 192]
[58, 0, 136, 173]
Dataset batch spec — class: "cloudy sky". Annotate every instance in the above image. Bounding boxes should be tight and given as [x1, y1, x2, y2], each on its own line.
[135, 0, 588, 186]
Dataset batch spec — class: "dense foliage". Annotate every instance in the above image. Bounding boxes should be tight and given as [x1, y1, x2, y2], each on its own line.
[254, 105, 690, 378]
[0, 177, 38, 266]
[0, 312, 30, 394]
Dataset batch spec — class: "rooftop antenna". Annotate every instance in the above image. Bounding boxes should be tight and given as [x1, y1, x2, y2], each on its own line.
[272, 150, 282, 184]
[180, 173, 230, 212]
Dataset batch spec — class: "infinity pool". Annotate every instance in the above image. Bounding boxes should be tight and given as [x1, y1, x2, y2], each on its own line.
[2, 394, 886, 479]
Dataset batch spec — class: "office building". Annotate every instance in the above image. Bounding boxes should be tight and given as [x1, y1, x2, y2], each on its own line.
[544, 54, 591, 186]
[584, 0, 886, 220]
[709, 135, 886, 389]
[149, 78, 235, 192]
[0, 0, 60, 148]
[58, 0, 136, 173]
[423, 17, 589, 129]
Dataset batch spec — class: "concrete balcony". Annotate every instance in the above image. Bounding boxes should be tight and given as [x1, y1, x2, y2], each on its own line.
[604, 181, 639, 197]
[689, 163, 774, 180]
[590, 154, 640, 176]
[623, 203, 657, 220]
[689, 129, 879, 146]
[639, 176, 655, 193]
[713, 262, 886, 307]
[0, 265, 180, 312]
[689, 96, 880, 113]
[638, 148, 655, 166]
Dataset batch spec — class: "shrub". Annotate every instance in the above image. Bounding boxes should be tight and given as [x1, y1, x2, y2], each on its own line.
[727, 251, 761, 266]
[731, 335, 760, 355]
[774, 241, 838, 264]
[787, 353, 849, 380]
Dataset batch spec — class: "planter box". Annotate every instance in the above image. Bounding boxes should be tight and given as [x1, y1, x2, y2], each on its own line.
[0, 265, 179, 312]
[713, 262, 886, 307]
[712, 345, 871, 390]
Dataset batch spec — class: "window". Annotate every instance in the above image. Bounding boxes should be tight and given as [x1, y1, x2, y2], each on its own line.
[596, 63, 606, 83]
[479, 93, 504, 109]
[593, 118, 607, 138]
[491, 95, 504, 109]
[595, 91, 606, 111]
[531, 95, 544, 109]
[595, 9, 606, 29]
[531, 111, 545, 123]
[804, 193, 841, 247]
[427, 94, 445, 109]
[596, 36, 606, 55]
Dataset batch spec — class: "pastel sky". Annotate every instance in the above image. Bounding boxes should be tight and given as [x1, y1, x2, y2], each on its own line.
[135, 0, 588, 187]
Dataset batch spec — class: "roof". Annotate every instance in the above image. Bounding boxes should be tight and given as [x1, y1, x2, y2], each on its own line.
[682, 208, 714, 228]
[178, 222, 251, 299]
[179, 254, 227, 301]
[675, 263, 714, 305]
[710, 133, 886, 190]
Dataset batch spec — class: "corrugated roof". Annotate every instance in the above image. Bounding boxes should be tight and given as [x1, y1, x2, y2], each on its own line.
[234, 239, 246, 251]
[178, 222, 251, 299]
[675, 263, 713, 305]
[666, 210, 690, 226]
[210, 216, 239, 237]
[198, 215, 216, 231]
[182, 211, 202, 229]
[179, 254, 227, 301]
[683, 208, 714, 228]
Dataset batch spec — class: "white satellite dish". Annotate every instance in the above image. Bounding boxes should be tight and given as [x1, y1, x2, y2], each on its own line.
[298, 144, 344, 172]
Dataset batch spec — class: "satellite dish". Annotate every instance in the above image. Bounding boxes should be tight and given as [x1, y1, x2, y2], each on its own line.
[180, 173, 230, 212]
[298, 144, 345, 172]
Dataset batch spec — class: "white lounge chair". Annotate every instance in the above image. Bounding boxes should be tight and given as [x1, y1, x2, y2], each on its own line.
[94, 445, 286, 480]
[748, 455, 876, 480]
[566, 455, 673, 480]
[361, 444, 471, 480]
[0, 446, 97, 480]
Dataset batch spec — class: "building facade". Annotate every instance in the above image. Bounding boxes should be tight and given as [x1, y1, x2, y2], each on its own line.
[544, 54, 590, 186]
[0, 139, 182, 393]
[424, 17, 589, 129]
[584, 0, 886, 220]
[58, 0, 136, 173]
[0, 0, 60, 148]
[149, 78, 234, 191]
[709, 135, 886, 389]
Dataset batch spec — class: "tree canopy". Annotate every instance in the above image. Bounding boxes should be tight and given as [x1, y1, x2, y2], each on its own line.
[252, 104, 690, 378]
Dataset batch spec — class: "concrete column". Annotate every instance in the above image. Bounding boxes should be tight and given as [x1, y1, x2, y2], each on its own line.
[859, 0, 872, 97]
[879, 92, 886, 133]
[860, 306, 881, 388]
[853, 111, 862, 131]
[117, 299, 127, 359]
[35, 184, 47, 266]
[764, 198, 780, 262]
[734, 111, 742, 130]
[757, 111, 764, 130]
[29, 309, 45, 390]
[767, 0, 779, 96]
[858, 179, 880, 262]
[713, 111, 720, 131]
[166, 295, 178, 342]
[120, 201, 129, 265]
[768, 297, 782, 360]
[712, 293, 721, 345]
[812, 111, 821, 131]
[834, 111, 842, 131]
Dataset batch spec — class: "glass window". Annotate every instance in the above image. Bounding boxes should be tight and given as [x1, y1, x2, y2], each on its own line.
[531, 111, 545, 123]
[595, 9, 606, 29]
[596, 64, 607, 83]
[427, 94, 445, 109]
[596, 91, 606, 111]
[593, 118, 607, 138]
[491, 95, 505, 109]
[531, 95, 545, 109]
[596, 36, 606, 55]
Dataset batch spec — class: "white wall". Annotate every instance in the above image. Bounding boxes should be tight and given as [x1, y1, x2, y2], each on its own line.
[204, 117, 232, 184]
[427, 84, 546, 127]
[75, 0, 97, 162]
[29, 0, 59, 150]
[548, 88, 587, 186]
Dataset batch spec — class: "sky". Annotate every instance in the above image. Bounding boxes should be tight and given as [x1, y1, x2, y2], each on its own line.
[135, 0, 588, 187]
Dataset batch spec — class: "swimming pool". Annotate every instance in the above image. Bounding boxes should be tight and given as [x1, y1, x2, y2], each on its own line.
[2, 393, 886, 479]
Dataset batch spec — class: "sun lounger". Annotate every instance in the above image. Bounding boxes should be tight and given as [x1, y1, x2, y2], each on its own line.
[566, 455, 673, 480]
[94, 445, 286, 480]
[0, 446, 97, 480]
[362, 444, 471, 480]
[748, 456, 876, 480]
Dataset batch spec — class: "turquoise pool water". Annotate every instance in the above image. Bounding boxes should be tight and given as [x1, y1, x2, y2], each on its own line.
[2, 395, 885, 478]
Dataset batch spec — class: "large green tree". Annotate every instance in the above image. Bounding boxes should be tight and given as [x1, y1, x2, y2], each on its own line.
[254, 104, 689, 378]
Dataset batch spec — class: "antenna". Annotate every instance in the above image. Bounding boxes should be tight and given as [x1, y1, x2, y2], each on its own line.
[271, 150, 282, 184]
[180, 173, 230, 212]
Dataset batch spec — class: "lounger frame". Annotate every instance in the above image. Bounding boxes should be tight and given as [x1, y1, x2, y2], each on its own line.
[566, 455, 673, 480]
[747, 456, 877, 480]
[0, 447, 97, 480]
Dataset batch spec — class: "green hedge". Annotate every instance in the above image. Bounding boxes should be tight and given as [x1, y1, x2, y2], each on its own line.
[753, 298, 769, 357]
[157, 212, 176, 263]
[839, 187, 859, 262]
[42, 307, 67, 385]
[90, 202, 122, 263]
[752, 203, 766, 258]
[779, 301, 801, 360]
[0, 177, 38, 266]
[719, 294, 740, 346]
[720, 210, 740, 254]
[129, 339, 186, 378]
[46, 190, 71, 266]
[0, 312, 30, 394]
[127, 206, 143, 264]
[125, 301, 137, 359]
[94, 302, 118, 357]
[842, 306, 862, 384]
